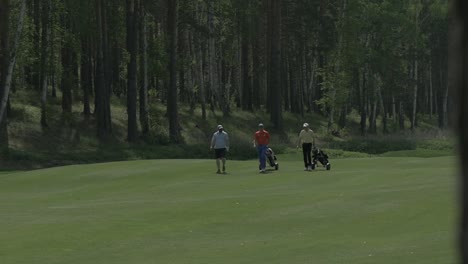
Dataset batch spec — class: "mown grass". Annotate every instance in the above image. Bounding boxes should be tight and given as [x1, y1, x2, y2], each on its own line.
[0, 155, 457, 264]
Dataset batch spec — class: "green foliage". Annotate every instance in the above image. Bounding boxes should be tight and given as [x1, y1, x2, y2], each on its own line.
[5, 149, 48, 162]
[144, 126, 171, 145]
[417, 138, 455, 151]
[148, 34, 168, 81]
[329, 138, 417, 154]
[322, 148, 371, 158]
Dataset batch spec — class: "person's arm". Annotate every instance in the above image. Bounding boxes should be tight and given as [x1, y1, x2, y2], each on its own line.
[253, 133, 257, 147]
[311, 130, 316, 147]
[297, 130, 303, 148]
[210, 134, 215, 149]
[226, 133, 230, 151]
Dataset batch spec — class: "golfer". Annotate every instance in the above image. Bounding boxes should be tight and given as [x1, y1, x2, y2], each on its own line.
[297, 123, 315, 171]
[210, 125, 230, 174]
[253, 123, 270, 173]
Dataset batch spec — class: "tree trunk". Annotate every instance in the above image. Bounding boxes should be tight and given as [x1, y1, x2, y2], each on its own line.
[167, 0, 181, 143]
[126, 0, 138, 142]
[328, 80, 336, 132]
[338, 107, 346, 129]
[187, 30, 196, 114]
[289, 57, 298, 113]
[429, 62, 433, 119]
[369, 96, 377, 134]
[139, 3, 149, 135]
[315, 52, 325, 114]
[265, 0, 272, 112]
[399, 101, 405, 130]
[377, 80, 388, 134]
[301, 46, 309, 113]
[368, 73, 378, 134]
[194, 2, 206, 120]
[178, 23, 186, 104]
[196, 34, 206, 120]
[411, 60, 418, 131]
[252, 18, 263, 110]
[359, 69, 367, 136]
[442, 81, 449, 129]
[95, 0, 112, 139]
[49, 2, 56, 99]
[269, 0, 282, 128]
[307, 56, 316, 113]
[31, 0, 40, 89]
[40, 0, 51, 128]
[223, 66, 232, 116]
[282, 49, 290, 111]
[81, 39, 91, 119]
[208, 0, 219, 114]
[61, 41, 73, 113]
[0, 0, 10, 151]
[241, 35, 252, 111]
[102, 0, 111, 98]
[0, 0, 26, 127]
[440, 63, 449, 129]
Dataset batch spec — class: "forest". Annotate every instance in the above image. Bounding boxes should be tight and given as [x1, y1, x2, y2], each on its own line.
[0, 0, 449, 150]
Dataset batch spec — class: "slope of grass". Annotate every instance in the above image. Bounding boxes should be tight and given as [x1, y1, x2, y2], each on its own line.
[0, 155, 456, 264]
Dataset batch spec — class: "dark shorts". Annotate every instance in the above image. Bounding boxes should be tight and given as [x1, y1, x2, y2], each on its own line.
[214, 148, 226, 159]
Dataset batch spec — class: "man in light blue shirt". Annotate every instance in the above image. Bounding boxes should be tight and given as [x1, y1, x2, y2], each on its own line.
[210, 125, 230, 174]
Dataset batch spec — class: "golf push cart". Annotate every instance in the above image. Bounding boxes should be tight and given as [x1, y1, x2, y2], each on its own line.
[311, 147, 331, 170]
[258, 147, 279, 170]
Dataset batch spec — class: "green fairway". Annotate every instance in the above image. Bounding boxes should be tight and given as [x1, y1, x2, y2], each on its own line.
[0, 156, 457, 264]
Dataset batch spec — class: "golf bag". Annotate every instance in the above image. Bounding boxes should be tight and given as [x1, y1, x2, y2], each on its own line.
[259, 147, 279, 170]
[311, 148, 331, 170]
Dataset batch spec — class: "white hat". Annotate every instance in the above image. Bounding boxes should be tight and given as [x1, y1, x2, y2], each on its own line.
[258, 123, 264, 127]
[303, 123, 309, 128]
[217, 124, 223, 129]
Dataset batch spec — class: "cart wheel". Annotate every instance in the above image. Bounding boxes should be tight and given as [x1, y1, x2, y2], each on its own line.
[275, 164, 279, 170]
[326, 164, 331, 170]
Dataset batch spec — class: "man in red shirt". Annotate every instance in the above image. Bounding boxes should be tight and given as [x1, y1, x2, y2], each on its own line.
[253, 123, 270, 173]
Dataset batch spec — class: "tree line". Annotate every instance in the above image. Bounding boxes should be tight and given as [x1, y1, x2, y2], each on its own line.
[0, 0, 449, 150]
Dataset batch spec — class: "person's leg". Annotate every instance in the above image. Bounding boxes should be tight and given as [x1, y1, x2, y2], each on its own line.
[257, 146, 262, 170]
[302, 144, 308, 169]
[220, 148, 226, 172]
[215, 149, 221, 173]
[259, 145, 267, 170]
[306, 143, 312, 168]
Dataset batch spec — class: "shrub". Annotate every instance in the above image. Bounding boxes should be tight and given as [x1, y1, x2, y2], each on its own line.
[329, 138, 417, 154]
[417, 139, 455, 151]
[144, 126, 171, 145]
[323, 149, 371, 158]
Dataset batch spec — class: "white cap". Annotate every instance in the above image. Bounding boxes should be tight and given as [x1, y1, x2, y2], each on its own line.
[303, 123, 309, 128]
[258, 123, 264, 127]
[217, 124, 223, 130]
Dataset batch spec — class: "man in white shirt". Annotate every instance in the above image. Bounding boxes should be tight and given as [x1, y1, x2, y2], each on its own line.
[210, 125, 230, 174]
[297, 123, 315, 171]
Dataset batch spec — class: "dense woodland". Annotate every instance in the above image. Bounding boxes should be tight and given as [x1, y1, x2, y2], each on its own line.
[0, 0, 449, 150]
